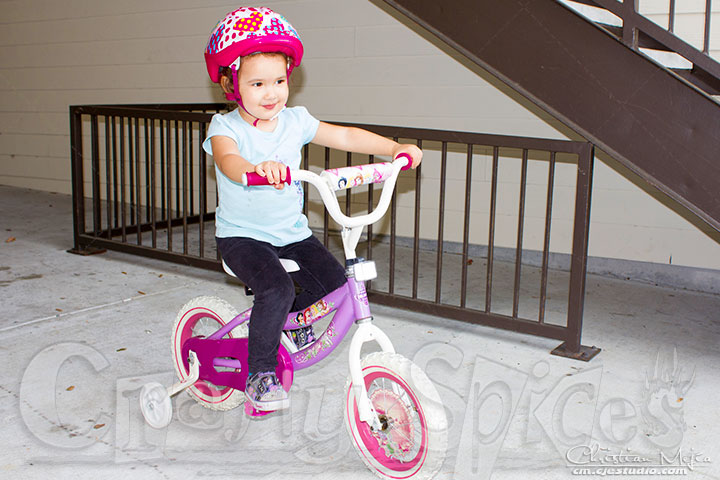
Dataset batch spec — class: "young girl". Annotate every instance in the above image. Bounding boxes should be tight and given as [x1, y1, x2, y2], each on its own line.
[202, 6, 422, 412]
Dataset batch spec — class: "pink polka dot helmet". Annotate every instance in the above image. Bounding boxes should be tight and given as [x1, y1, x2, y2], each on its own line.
[204, 7, 304, 102]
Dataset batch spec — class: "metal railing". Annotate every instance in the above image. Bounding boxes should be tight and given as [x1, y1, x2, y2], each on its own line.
[567, 0, 719, 94]
[69, 104, 599, 360]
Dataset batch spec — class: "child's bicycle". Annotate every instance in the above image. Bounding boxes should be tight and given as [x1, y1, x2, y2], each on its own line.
[139, 154, 448, 480]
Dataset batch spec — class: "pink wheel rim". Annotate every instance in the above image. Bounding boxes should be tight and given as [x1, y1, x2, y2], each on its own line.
[175, 308, 234, 402]
[348, 366, 428, 476]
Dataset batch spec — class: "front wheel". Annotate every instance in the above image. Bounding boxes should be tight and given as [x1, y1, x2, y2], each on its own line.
[344, 352, 448, 480]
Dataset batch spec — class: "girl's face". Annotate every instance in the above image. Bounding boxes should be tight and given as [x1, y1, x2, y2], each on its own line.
[236, 54, 289, 123]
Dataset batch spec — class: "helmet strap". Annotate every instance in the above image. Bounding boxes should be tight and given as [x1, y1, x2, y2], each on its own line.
[226, 63, 255, 122]
[231, 63, 240, 102]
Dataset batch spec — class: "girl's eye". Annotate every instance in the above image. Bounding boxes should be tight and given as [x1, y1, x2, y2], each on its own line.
[252, 82, 262, 87]
[276, 79, 286, 85]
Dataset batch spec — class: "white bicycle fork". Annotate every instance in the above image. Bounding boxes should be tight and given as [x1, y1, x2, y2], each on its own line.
[347, 319, 395, 430]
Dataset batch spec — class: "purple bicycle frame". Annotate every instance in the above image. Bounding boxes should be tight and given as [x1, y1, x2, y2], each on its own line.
[206, 275, 372, 370]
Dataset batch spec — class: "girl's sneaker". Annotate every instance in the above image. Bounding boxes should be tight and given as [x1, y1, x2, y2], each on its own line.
[245, 371, 290, 411]
[289, 325, 316, 349]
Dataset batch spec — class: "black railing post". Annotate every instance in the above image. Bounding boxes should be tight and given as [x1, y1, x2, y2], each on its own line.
[68, 106, 105, 256]
[668, 0, 676, 33]
[69, 106, 84, 252]
[703, 0, 713, 54]
[90, 114, 101, 237]
[551, 143, 601, 361]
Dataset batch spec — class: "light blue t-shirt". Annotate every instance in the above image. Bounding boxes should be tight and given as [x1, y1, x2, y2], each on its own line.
[202, 106, 320, 246]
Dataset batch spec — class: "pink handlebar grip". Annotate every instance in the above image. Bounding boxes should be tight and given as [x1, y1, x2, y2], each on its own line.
[395, 153, 413, 170]
[243, 166, 292, 186]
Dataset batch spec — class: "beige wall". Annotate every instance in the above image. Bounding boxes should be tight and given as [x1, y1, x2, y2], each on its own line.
[1, 0, 719, 269]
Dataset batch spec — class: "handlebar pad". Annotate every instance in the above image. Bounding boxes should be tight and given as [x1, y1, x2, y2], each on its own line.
[243, 166, 292, 186]
[319, 154, 414, 191]
[320, 162, 393, 191]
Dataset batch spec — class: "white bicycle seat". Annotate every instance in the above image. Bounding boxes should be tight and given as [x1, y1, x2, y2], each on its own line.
[221, 258, 300, 278]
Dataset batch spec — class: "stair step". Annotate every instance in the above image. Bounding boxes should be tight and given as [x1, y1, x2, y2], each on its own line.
[558, 0, 621, 26]
[559, 0, 692, 71]
[640, 48, 692, 69]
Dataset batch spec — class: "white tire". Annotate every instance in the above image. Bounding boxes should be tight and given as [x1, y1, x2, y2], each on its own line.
[344, 352, 448, 480]
[171, 296, 248, 411]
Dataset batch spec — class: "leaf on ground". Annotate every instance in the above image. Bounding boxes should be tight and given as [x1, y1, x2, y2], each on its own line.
[5, 237, 16, 243]
[66, 386, 75, 391]
[116, 347, 127, 352]
[137, 291, 145, 295]
[93, 424, 105, 429]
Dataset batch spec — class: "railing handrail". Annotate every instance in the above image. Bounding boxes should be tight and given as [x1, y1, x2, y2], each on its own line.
[568, 0, 720, 82]
[70, 104, 588, 154]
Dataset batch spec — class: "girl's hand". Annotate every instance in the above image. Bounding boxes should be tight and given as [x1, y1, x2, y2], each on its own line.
[392, 144, 423, 169]
[255, 161, 287, 190]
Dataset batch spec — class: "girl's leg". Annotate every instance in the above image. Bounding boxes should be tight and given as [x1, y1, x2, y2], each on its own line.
[216, 236, 294, 374]
[280, 234, 347, 311]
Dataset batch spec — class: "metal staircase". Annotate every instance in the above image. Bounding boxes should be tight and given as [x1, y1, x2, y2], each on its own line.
[559, 0, 720, 95]
[378, 0, 720, 233]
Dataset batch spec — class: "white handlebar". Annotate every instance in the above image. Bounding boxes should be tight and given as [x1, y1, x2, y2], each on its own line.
[294, 157, 407, 229]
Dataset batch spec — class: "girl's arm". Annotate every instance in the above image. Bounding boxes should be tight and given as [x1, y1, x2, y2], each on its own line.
[312, 122, 423, 168]
[210, 135, 288, 189]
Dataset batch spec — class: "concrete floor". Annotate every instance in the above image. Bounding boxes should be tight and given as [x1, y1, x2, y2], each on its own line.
[1, 184, 719, 480]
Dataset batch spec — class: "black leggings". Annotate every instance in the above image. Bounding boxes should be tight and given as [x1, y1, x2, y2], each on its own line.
[216, 235, 347, 373]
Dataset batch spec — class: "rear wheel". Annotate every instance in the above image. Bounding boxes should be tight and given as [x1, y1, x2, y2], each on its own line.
[171, 296, 248, 411]
[344, 352, 448, 480]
